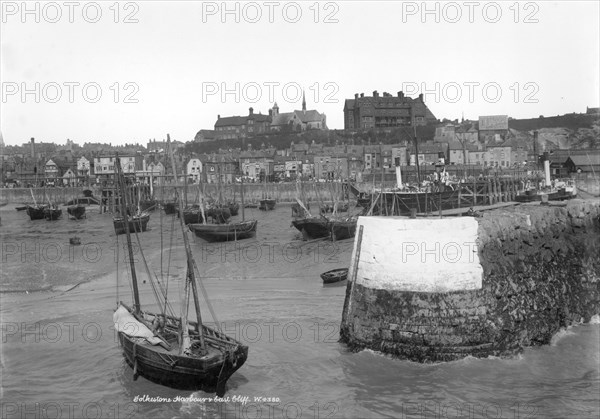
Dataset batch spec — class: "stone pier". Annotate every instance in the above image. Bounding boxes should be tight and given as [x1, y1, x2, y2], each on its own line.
[340, 199, 600, 361]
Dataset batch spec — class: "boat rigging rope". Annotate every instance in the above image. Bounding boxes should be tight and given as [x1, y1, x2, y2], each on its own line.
[115, 233, 119, 307]
[131, 224, 175, 319]
[191, 259, 221, 331]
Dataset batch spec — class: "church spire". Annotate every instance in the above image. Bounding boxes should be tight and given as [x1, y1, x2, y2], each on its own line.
[302, 90, 306, 112]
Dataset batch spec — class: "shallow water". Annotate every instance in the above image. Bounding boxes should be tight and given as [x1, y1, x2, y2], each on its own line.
[1, 203, 598, 418]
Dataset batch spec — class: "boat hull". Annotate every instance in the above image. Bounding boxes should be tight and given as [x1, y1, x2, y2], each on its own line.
[320, 268, 348, 284]
[113, 214, 150, 235]
[189, 220, 258, 242]
[26, 205, 47, 220]
[259, 199, 276, 211]
[117, 331, 248, 396]
[291, 218, 330, 240]
[67, 205, 86, 219]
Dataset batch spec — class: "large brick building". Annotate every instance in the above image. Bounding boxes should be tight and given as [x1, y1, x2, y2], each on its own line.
[343, 90, 437, 130]
[214, 108, 271, 140]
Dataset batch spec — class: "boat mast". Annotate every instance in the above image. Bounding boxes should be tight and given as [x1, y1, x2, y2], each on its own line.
[241, 176, 245, 221]
[167, 135, 206, 352]
[115, 154, 141, 315]
[414, 125, 421, 185]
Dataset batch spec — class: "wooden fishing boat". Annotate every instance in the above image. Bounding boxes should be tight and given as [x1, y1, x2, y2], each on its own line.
[112, 144, 248, 396]
[189, 220, 258, 242]
[67, 205, 86, 219]
[26, 205, 47, 220]
[16, 205, 28, 211]
[43, 206, 62, 220]
[113, 212, 150, 235]
[291, 217, 330, 240]
[259, 199, 276, 211]
[320, 268, 348, 285]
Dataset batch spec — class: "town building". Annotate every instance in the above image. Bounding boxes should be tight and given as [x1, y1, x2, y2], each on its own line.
[269, 93, 327, 132]
[186, 158, 203, 184]
[93, 155, 143, 179]
[478, 115, 509, 143]
[343, 90, 437, 130]
[214, 108, 271, 140]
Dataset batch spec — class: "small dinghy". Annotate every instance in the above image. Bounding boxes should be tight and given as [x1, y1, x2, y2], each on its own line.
[320, 268, 349, 285]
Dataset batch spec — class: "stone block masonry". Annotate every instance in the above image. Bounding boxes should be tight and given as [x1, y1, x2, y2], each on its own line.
[340, 199, 600, 361]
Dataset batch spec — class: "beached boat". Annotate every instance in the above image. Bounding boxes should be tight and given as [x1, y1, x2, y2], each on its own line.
[16, 205, 28, 211]
[259, 198, 276, 211]
[26, 205, 47, 220]
[113, 211, 150, 235]
[320, 268, 348, 285]
[112, 145, 248, 396]
[189, 220, 258, 242]
[67, 205, 86, 219]
[291, 217, 330, 240]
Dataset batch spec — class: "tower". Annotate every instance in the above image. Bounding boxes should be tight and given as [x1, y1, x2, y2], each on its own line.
[272, 102, 279, 117]
[302, 91, 306, 112]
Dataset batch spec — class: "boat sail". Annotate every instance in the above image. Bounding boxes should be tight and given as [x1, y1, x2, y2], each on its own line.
[112, 143, 248, 396]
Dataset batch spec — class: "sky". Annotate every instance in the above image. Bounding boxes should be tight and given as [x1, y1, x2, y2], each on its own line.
[1, 0, 599, 146]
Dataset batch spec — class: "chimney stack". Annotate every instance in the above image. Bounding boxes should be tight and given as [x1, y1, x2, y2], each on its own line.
[30, 137, 35, 158]
[397, 91, 404, 99]
[373, 90, 379, 97]
[418, 93, 424, 101]
[217, 114, 221, 119]
[360, 93, 364, 98]
[354, 93, 358, 99]
[249, 107, 254, 115]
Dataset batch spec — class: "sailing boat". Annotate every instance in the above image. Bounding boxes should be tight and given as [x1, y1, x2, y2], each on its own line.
[113, 182, 151, 235]
[189, 170, 257, 242]
[113, 147, 248, 396]
[25, 188, 47, 220]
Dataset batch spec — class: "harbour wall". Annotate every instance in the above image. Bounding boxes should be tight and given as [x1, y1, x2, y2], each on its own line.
[340, 199, 600, 361]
